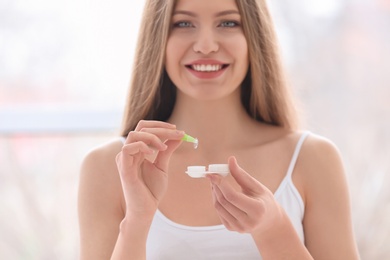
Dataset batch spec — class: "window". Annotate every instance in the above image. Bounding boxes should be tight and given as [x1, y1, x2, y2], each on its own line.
[0, 0, 145, 258]
[1, 0, 389, 258]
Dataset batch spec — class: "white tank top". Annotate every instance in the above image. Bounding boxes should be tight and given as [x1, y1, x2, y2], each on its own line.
[122, 132, 309, 259]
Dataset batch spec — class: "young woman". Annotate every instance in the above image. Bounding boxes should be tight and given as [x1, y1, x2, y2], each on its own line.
[78, 0, 360, 259]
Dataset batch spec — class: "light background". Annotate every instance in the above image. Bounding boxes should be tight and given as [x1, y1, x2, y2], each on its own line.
[0, 0, 389, 259]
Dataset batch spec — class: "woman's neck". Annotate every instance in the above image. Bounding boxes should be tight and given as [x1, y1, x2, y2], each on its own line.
[168, 93, 258, 151]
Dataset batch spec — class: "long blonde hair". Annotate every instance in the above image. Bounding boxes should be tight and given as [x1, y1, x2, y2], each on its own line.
[120, 0, 299, 136]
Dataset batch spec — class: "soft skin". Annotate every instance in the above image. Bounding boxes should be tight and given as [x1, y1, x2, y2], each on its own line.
[78, 0, 360, 259]
[78, 126, 359, 259]
[165, 0, 249, 102]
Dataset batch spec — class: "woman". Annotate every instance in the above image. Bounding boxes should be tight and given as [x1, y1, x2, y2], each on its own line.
[78, 0, 360, 259]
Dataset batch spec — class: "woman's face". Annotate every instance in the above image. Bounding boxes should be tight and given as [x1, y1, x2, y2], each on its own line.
[165, 0, 249, 101]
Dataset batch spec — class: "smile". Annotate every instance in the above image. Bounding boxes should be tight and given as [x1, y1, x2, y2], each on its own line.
[190, 64, 226, 72]
[184, 60, 230, 79]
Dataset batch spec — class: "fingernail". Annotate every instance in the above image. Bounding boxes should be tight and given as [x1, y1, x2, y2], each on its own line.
[176, 130, 185, 136]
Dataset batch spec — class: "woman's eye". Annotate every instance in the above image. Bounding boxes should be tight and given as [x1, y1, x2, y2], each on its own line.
[173, 21, 193, 28]
[220, 21, 240, 27]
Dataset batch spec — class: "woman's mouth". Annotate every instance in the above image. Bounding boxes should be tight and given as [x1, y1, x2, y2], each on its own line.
[187, 64, 229, 72]
[185, 63, 229, 79]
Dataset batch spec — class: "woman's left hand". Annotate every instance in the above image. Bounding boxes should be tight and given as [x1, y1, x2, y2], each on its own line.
[207, 156, 284, 236]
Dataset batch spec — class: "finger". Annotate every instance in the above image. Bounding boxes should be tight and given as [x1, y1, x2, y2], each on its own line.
[210, 185, 234, 228]
[153, 139, 182, 172]
[125, 131, 167, 150]
[228, 156, 267, 194]
[117, 142, 153, 176]
[212, 195, 234, 231]
[122, 141, 155, 156]
[134, 120, 176, 131]
[209, 175, 258, 212]
[211, 185, 250, 233]
[212, 183, 247, 221]
[139, 128, 185, 142]
[209, 174, 259, 216]
[219, 216, 234, 231]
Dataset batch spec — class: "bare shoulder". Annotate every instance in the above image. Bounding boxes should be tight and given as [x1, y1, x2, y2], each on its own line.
[79, 137, 124, 205]
[79, 137, 125, 211]
[81, 138, 124, 171]
[295, 134, 360, 258]
[298, 133, 344, 177]
[78, 138, 125, 259]
[295, 132, 347, 204]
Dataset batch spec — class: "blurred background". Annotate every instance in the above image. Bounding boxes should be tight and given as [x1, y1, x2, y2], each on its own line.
[0, 0, 389, 259]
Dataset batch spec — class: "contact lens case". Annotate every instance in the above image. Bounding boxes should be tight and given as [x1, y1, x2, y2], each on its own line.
[185, 164, 229, 178]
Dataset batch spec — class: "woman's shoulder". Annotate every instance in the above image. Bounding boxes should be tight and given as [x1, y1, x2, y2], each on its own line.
[264, 125, 340, 158]
[300, 132, 343, 167]
[78, 138, 126, 244]
[80, 137, 124, 183]
[82, 137, 124, 165]
[251, 122, 340, 154]
[277, 129, 345, 173]
[295, 131, 347, 199]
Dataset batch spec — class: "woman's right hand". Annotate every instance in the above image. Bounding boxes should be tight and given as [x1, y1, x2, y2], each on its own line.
[115, 120, 184, 221]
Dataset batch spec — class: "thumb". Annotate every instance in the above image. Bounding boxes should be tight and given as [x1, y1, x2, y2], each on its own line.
[154, 140, 182, 172]
[228, 156, 266, 194]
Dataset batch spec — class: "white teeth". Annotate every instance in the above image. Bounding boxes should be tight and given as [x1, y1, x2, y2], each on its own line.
[191, 64, 223, 72]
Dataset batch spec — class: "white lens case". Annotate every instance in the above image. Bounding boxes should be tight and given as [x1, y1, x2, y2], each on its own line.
[185, 164, 229, 178]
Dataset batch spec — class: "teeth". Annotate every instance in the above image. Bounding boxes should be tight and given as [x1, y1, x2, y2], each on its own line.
[191, 64, 223, 72]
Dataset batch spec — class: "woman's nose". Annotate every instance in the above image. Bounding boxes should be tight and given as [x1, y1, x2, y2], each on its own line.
[192, 28, 219, 54]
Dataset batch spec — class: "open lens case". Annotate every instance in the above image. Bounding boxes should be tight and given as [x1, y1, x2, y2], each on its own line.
[185, 164, 229, 178]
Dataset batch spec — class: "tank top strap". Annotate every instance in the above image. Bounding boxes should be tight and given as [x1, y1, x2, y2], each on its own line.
[285, 131, 310, 179]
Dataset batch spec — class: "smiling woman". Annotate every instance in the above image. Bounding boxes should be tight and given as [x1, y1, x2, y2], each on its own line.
[1, 0, 387, 258]
[77, 0, 361, 259]
[166, 1, 249, 100]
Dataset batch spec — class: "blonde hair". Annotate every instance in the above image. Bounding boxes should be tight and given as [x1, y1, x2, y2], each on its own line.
[120, 0, 299, 136]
